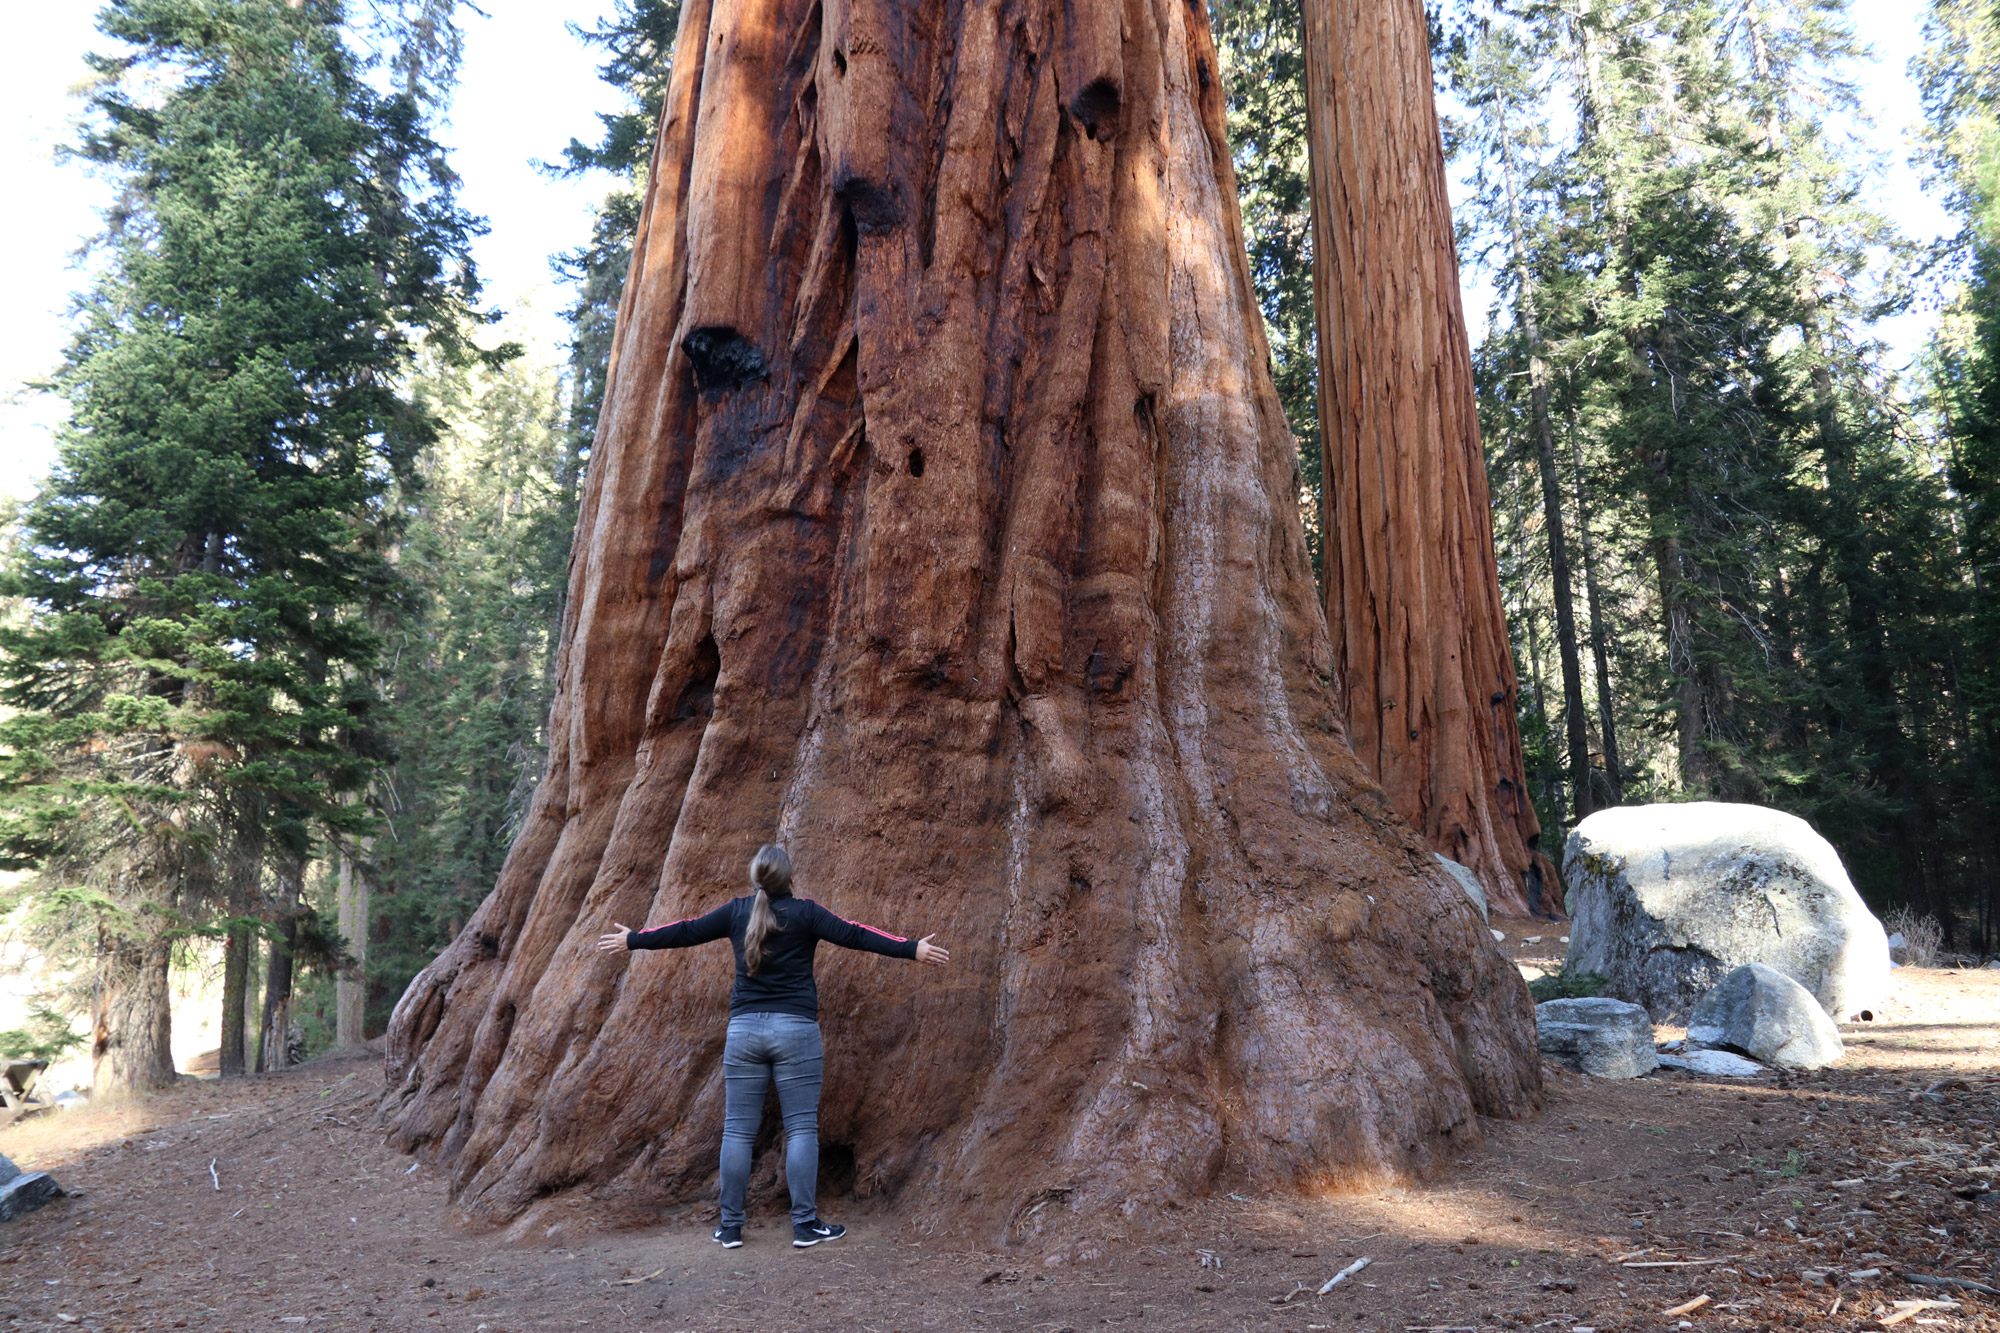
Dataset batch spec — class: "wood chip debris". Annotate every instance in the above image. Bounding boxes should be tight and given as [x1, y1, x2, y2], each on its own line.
[615, 1268, 666, 1286]
[1661, 1294, 1711, 1317]
[1623, 1258, 1735, 1269]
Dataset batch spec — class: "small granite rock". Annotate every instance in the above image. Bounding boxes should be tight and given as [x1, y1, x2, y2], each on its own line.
[0, 1154, 18, 1185]
[1687, 962, 1844, 1069]
[0, 1172, 62, 1222]
[1536, 996, 1660, 1079]
[1657, 1048, 1764, 1077]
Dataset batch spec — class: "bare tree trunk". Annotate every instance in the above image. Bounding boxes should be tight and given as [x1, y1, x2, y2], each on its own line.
[92, 931, 175, 1097]
[1571, 425, 1622, 805]
[219, 813, 264, 1079]
[1302, 0, 1550, 914]
[1493, 105, 1591, 823]
[258, 919, 296, 1073]
[336, 845, 369, 1047]
[381, 0, 1539, 1236]
[259, 859, 302, 1073]
[220, 925, 253, 1078]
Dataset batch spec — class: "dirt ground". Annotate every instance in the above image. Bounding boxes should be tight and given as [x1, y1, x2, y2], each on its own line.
[0, 962, 1993, 1333]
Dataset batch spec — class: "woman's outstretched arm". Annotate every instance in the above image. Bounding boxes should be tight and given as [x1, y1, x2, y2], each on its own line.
[596, 901, 735, 952]
[805, 901, 950, 966]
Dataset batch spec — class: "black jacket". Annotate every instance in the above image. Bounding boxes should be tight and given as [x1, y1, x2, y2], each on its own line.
[625, 895, 918, 1019]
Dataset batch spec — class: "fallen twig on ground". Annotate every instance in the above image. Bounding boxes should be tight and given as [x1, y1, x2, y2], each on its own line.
[1880, 1299, 1961, 1327]
[1319, 1257, 1371, 1294]
[1661, 1294, 1711, 1317]
[1904, 1273, 2000, 1296]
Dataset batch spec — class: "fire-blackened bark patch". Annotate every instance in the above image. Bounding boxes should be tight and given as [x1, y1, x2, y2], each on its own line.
[683, 326, 768, 393]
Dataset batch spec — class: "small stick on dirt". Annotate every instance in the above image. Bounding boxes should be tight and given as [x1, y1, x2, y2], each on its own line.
[1319, 1257, 1371, 1293]
[1661, 1295, 1711, 1317]
[208, 1159, 219, 1191]
[1881, 1300, 1961, 1327]
[1270, 1281, 1314, 1305]
[1612, 1249, 1657, 1263]
[615, 1268, 666, 1286]
[1905, 1274, 2000, 1297]
[1828, 1296, 1843, 1316]
[1624, 1259, 1736, 1269]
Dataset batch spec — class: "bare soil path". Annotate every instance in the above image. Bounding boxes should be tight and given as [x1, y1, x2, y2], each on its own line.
[0, 968, 1993, 1333]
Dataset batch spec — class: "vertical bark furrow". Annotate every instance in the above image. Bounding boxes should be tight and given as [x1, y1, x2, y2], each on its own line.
[383, 0, 1539, 1237]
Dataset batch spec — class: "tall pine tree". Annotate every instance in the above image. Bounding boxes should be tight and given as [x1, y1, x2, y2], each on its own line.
[0, 0, 484, 1091]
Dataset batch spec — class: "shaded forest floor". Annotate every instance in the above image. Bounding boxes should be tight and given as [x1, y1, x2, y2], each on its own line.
[0, 967, 1993, 1333]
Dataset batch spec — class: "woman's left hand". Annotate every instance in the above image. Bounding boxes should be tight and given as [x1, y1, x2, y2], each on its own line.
[597, 923, 635, 952]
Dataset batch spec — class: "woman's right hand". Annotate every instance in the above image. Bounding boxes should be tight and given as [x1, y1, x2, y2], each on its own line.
[597, 922, 635, 953]
[915, 934, 950, 967]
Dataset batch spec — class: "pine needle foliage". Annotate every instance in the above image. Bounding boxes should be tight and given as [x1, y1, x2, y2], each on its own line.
[0, 0, 488, 1087]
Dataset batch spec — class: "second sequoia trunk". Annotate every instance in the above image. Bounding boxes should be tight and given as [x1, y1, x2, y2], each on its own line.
[382, 0, 1539, 1235]
[1303, 0, 1552, 914]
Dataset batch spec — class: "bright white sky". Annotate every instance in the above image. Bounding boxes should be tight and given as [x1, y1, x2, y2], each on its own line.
[0, 0, 1959, 508]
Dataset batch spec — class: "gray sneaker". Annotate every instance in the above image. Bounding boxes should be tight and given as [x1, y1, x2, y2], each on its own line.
[713, 1223, 743, 1248]
[792, 1218, 845, 1248]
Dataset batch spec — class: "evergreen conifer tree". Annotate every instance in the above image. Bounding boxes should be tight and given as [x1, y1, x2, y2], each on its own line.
[0, 0, 485, 1091]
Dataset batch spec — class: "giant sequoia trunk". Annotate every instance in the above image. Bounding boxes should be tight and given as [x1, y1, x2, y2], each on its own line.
[382, 0, 1538, 1236]
[1302, 0, 1552, 914]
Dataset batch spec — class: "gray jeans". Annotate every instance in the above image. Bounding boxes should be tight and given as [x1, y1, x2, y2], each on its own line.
[719, 1011, 824, 1226]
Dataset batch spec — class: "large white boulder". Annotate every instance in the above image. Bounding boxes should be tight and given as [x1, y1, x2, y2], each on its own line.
[1563, 802, 1890, 1022]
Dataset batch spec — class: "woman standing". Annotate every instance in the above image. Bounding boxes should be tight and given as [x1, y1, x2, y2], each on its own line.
[597, 844, 950, 1248]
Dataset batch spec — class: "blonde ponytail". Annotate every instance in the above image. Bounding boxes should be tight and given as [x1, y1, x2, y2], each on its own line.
[742, 844, 794, 974]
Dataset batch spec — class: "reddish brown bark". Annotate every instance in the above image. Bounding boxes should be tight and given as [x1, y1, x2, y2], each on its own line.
[1302, 0, 1552, 915]
[381, 0, 1539, 1237]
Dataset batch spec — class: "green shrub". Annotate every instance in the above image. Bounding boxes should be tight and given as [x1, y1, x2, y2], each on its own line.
[1527, 967, 1611, 1002]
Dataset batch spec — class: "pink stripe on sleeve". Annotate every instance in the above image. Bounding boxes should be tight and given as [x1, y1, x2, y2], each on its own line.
[845, 917, 908, 942]
[636, 916, 694, 932]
